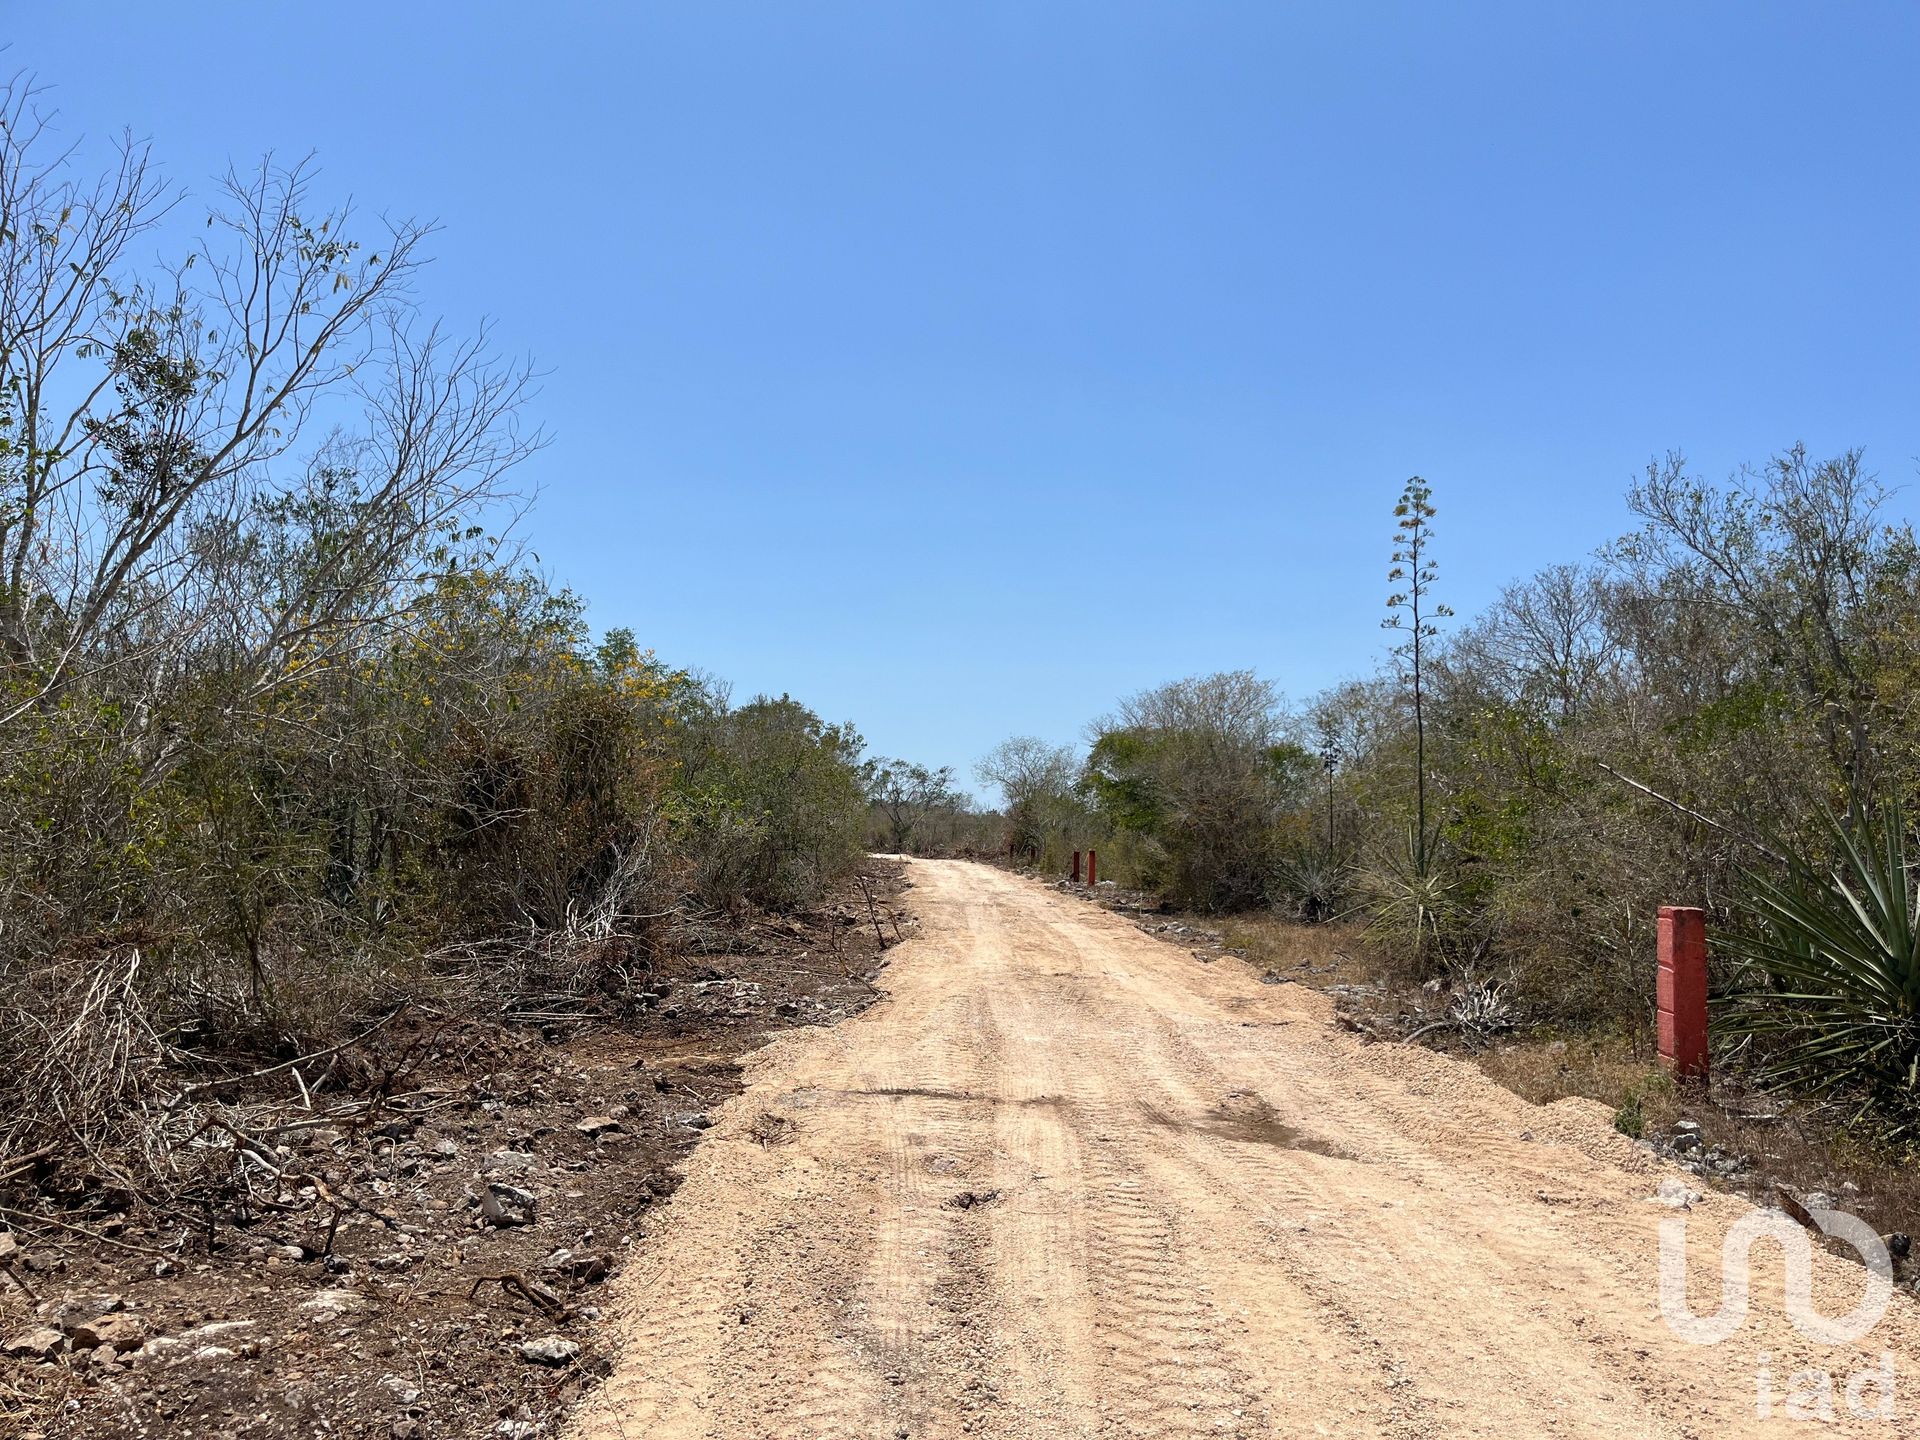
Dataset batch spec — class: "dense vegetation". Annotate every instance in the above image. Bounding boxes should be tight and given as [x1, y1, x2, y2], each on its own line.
[987, 448, 1920, 1129]
[0, 81, 880, 1187]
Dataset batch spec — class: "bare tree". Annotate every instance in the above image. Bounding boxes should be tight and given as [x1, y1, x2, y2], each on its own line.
[866, 758, 963, 852]
[975, 736, 1075, 813]
[1458, 562, 1619, 725]
[975, 736, 1077, 860]
[1619, 446, 1903, 823]
[0, 74, 540, 747]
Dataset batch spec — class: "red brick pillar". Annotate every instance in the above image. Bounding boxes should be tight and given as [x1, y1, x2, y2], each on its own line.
[1072, 851, 1081, 883]
[1087, 850, 1097, 887]
[1657, 905, 1708, 1079]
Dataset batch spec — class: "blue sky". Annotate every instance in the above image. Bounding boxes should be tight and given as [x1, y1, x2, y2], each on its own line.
[9, 4, 1920, 794]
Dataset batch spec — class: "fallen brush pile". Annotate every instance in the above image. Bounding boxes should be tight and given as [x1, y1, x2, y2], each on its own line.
[0, 863, 911, 1440]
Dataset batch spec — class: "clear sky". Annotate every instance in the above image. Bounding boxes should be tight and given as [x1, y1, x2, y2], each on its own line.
[9, 4, 1920, 792]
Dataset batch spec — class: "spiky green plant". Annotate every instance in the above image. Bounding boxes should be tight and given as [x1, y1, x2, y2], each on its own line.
[1720, 800, 1920, 1125]
[1357, 823, 1454, 972]
[1274, 846, 1348, 922]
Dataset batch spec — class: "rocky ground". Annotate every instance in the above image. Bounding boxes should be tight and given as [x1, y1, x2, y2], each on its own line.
[0, 863, 909, 1440]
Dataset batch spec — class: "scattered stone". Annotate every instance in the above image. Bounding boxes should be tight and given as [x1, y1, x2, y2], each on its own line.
[485, 1149, 537, 1175]
[188, 1320, 258, 1342]
[944, 1189, 1002, 1211]
[1651, 1178, 1703, 1210]
[68, 1312, 147, 1352]
[430, 1137, 459, 1158]
[301, 1288, 368, 1320]
[519, 1335, 581, 1367]
[1692, 1143, 1747, 1177]
[538, 1248, 611, 1284]
[481, 1182, 539, 1227]
[50, 1293, 125, 1332]
[574, 1116, 622, 1137]
[137, 1319, 260, 1366]
[1886, 1233, 1913, 1278]
[380, 1373, 424, 1405]
[2, 1326, 66, 1360]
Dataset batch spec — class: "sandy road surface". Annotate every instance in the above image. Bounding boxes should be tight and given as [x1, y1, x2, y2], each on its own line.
[570, 860, 1920, 1438]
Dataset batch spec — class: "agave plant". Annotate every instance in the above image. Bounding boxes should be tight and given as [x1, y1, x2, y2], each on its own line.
[1447, 974, 1518, 1040]
[1357, 823, 1454, 971]
[1274, 847, 1348, 922]
[1719, 800, 1920, 1124]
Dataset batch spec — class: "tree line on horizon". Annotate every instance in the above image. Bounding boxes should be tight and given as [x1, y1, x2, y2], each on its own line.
[970, 449, 1920, 1132]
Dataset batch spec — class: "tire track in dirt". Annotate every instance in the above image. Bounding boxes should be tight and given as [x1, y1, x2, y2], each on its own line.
[568, 860, 1920, 1439]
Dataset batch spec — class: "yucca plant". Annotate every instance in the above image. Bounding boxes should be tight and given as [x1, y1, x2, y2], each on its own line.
[1719, 800, 1920, 1126]
[1274, 846, 1348, 922]
[1356, 823, 1454, 972]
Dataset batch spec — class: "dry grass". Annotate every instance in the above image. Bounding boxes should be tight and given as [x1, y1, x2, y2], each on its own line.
[1, 1363, 72, 1439]
[1217, 914, 1385, 986]
[1476, 1031, 1672, 1110]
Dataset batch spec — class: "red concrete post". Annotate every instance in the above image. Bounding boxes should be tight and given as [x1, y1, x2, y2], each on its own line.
[1657, 905, 1709, 1079]
[1072, 850, 1082, 883]
[1087, 850, 1097, 887]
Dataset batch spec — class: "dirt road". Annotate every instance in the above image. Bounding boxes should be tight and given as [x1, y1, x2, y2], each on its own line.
[569, 861, 1920, 1438]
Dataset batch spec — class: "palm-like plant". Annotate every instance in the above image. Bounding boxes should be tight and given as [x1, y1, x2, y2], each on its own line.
[1275, 845, 1347, 921]
[1720, 800, 1920, 1124]
[1358, 823, 1454, 972]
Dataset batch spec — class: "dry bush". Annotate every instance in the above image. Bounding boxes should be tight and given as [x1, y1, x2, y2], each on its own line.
[0, 75, 895, 1226]
[0, 947, 168, 1183]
